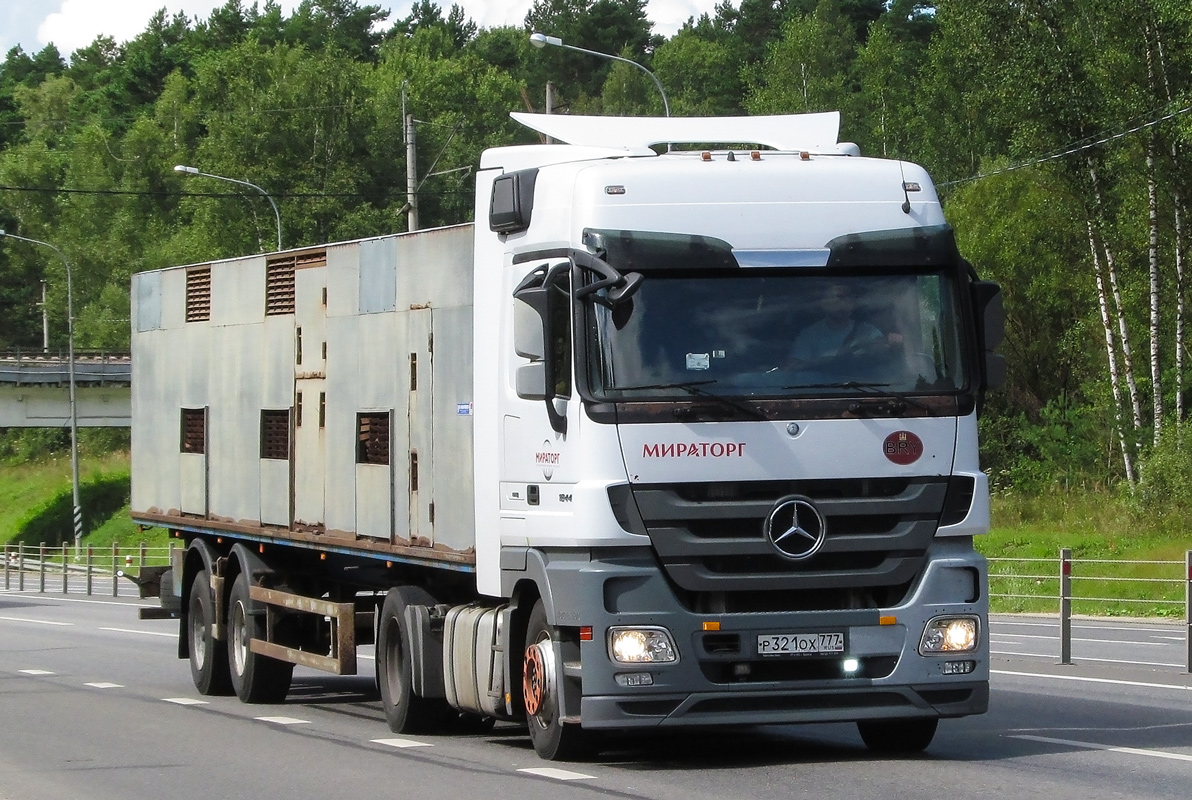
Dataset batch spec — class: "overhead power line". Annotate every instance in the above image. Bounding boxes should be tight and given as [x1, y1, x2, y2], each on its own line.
[940, 101, 1192, 188]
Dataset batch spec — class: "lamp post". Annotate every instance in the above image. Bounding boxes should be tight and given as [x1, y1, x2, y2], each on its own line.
[0, 229, 82, 555]
[174, 165, 282, 252]
[529, 32, 671, 117]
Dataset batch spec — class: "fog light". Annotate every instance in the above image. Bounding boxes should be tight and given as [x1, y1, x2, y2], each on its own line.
[614, 672, 654, 687]
[919, 616, 979, 654]
[842, 657, 860, 674]
[942, 660, 975, 675]
[608, 627, 678, 664]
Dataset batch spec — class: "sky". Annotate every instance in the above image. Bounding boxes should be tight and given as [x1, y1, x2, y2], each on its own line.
[1, 0, 717, 61]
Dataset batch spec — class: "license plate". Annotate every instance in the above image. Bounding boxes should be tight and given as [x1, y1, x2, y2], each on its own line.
[756, 632, 845, 657]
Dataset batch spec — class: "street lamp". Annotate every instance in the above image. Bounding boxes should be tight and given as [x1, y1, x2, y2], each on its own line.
[0, 229, 83, 555]
[174, 165, 282, 252]
[530, 32, 671, 117]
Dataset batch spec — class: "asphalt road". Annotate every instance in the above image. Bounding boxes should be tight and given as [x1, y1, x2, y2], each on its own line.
[1, 591, 1190, 800]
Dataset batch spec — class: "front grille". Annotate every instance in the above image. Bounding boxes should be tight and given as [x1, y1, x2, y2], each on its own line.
[623, 477, 952, 611]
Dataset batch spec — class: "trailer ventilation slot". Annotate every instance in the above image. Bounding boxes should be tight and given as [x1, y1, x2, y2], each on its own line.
[186, 267, 211, 322]
[180, 408, 206, 453]
[263, 252, 329, 316]
[357, 412, 391, 465]
[260, 409, 290, 459]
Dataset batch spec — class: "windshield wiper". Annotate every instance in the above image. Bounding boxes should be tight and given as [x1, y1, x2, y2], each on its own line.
[613, 380, 768, 420]
[786, 381, 930, 416]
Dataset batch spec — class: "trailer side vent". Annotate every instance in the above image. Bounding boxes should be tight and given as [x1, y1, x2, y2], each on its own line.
[180, 408, 206, 453]
[356, 412, 391, 465]
[260, 409, 290, 459]
[265, 257, 297, 315]
[186, 267, 211, 322]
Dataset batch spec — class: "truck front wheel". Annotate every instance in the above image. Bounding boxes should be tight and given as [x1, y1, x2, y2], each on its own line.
[227, 572, 293, 703]
[857, 717, 938, 753]
[523, 599, 591, 761]
[187, 569, 231, 695]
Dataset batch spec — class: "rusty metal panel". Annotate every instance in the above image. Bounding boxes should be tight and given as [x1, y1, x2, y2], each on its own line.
[359, 237, 397, 314]
[431, 304, 475, 552]
[135, 270, 162, 332]
[211, 255, 264, 326]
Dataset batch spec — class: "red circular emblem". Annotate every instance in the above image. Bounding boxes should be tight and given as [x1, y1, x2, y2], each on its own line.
[883, 431, 923, 465]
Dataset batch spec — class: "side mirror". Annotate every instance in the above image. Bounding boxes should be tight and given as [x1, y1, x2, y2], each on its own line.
[516, 363, 547, 401]
[972, 281, 1006, 391]
[514, 298, 545, 361]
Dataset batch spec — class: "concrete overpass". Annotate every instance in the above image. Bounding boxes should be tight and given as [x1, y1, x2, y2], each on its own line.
[0, 351, 131, 428]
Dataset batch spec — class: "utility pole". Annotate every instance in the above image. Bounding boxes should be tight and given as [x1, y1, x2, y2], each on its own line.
[405, 113, 419, 232]
[39, 280, 48, 352]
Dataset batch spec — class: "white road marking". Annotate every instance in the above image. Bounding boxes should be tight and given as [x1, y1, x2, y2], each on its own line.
[371, 738, 433, 749]
[99, 626, 174, 638]
[994, 632, 1170, 647]
[84, 682, 123, 689]
[993, 669, 1192, 692]
[1011, 734, 1192, 763]
[991, 650, 1184, 668]
[18, 669, 54, 675]
[162, 697, 209, 705]
[0, 592, 153, 608]
[517, 767, 595, 781]
[255, 716, 310, 725]
[0, 616, 73, 626]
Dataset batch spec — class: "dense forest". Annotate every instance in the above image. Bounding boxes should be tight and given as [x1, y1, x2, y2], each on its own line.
[2, 0, 1192, 509]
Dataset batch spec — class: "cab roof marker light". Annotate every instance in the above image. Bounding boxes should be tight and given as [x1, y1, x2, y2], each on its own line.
[701, 151, 712, 161]
[750, 151, 762, 161]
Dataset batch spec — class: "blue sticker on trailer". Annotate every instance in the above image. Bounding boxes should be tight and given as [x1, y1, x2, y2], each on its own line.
[457, 402, 473, 416]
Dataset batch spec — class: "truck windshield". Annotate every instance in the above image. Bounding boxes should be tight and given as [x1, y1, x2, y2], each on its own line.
[585, 269, 967, 399]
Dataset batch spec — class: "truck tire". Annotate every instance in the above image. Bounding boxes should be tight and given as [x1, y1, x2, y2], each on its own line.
[377, 587, 451, 733]
[187, 570, 232, 695]
[227, 572, 293, 703]
[523, 599, 591, 761]
[857, 717, 938, 754]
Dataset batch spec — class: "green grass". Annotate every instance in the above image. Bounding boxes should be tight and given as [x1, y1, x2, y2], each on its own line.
[982, 490, 1189, 618]
[0, 451, 166, 552]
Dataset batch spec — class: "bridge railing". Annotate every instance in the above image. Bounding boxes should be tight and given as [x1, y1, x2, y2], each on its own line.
[0, 349, 132, 386]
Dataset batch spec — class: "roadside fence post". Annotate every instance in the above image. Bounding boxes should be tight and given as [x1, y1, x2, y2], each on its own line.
[61, 542, 68, 594]
[112, 544, 119, 598]
[86, 545, 93, 595]
[1185, 550, 1191, 675]
[18, 542, 25, 591]
[3, 543, 9, 589]
[38, 542, 45, 593]
[1060, 547, 1072, 665]
[139, 540, 146, 571]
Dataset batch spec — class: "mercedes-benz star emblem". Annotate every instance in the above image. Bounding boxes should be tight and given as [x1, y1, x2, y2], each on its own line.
[763, 495, 826, 560]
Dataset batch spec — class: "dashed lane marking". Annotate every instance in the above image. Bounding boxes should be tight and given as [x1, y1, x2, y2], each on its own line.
[99, 626, 174, 638]
[255, 716, 310, 725]
[162, 697, 209, 705]
[0, 616, 73, 626]
[1011, 734, 1192, 763]
[18, 669, 54, 675]
[84, 682, 123, 689]
[992, 651, 1184, 668]
[993, 669, 1192, 691]
[371, 738, 433, 749]
[517, 767, 595, 781]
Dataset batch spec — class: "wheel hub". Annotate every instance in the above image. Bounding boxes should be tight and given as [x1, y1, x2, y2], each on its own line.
[523, 640, 556, 719]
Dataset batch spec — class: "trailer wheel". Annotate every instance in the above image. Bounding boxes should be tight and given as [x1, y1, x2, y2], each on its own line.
[857, 717, 938, 754]
[227, 572, 293, 703]
[377, 587, 450, 733]
[523, 599, 591, 761]
[187, 570, 232, 695]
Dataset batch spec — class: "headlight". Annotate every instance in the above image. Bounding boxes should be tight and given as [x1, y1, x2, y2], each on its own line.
[608, 627, 678, 664]
[919, 616, 979, 654]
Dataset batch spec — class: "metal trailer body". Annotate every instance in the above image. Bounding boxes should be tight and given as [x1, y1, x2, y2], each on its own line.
[131, 111, 1001, 761]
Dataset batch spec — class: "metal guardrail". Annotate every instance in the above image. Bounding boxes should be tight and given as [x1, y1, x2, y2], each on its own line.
[988, 548, 1192, 673]
[2, 541, 176, 598]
